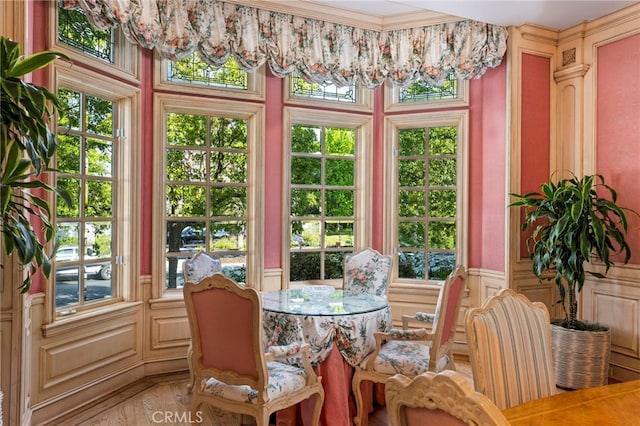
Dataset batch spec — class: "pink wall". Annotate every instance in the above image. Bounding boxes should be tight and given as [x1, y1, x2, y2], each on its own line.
[264, 70, 285, 268]
[519, 54, 551, 258]
[596, 34, 640, 264]
[468, 60, 507, 271]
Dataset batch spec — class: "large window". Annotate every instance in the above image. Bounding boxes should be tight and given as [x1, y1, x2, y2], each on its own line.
[386, 111, 468, 282]
[52, 66, 139, 316]
[284, 108, 372, 285]
[155, 95, 263, 293]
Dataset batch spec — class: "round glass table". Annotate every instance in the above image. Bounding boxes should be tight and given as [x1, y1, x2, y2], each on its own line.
[261, 286, 388, 316]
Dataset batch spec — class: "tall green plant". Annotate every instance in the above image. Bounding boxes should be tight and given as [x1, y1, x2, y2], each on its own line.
[510, 173, 637, 329]
[0, 37, 71, 292]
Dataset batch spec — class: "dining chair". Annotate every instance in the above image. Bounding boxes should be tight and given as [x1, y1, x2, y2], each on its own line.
[182, 251, 224, 392]
[184, 274, 325, 425]
[386, 370, 510, 426]
[182, 251, 222, 284]
[343, 248, 393, 297]
[352, 265, 467, 426]
[465, 288, 557, 410]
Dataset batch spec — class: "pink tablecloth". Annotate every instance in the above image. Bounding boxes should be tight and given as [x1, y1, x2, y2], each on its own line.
[276, 342, 384, 426]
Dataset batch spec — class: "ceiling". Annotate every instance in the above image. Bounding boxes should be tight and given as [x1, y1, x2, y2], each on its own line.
[308, 1, 637, 31]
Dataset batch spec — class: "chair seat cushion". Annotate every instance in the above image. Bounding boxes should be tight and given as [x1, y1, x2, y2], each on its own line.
[201, 361, 307, 404]
[364, 341, 449, 375]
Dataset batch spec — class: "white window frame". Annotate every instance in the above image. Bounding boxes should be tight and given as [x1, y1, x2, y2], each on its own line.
[44, 63, 140, 327]
[152, 94, 264, 299]
[282, 107, 373, 287]
[50, 0, 140, 83]
[383, 110, 469, 287]
[153, 52, 265, 101]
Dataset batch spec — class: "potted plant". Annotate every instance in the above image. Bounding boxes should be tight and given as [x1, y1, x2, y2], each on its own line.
[1, 36, 70, 292]
[509, 173, 638, 388]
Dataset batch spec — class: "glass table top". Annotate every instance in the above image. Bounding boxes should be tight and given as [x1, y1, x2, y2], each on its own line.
[261, 286, 388, 316]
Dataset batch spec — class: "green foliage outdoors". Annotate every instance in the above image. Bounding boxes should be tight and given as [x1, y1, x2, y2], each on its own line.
[510, 173, 638, 330]
[0, 37, 71, 292]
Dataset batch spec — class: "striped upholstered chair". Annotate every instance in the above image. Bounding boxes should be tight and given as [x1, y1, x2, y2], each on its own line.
[386, 370, 510, 426]
[464, 288, 557, 409]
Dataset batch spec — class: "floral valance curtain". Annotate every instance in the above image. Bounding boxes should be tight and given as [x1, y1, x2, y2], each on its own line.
[62, 0, 508, 88]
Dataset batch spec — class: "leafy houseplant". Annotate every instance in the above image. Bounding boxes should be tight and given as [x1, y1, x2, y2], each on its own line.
[0, 37, 70, 292]
[510, 173, 638, 388]
[510, 173, 636, 330]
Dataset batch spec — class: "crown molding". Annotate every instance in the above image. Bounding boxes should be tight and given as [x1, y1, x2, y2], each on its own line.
[225, 0, 461, 31]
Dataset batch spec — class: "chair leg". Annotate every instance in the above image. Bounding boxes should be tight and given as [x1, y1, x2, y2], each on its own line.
[187, 342, 195, 393]
[310, 391, 324, 426]
[352, 372, 365, 426]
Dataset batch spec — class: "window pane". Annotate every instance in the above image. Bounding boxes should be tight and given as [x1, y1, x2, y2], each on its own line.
[428, 252, 456, 279]
[86, 138, 113, 177]
[399, 221, 425, 248]
[290, 75, 356, 103]
[58, 3, 114, 62]
[325, 252, 346, 279]
[399, 159, 425, 186]
[166, 149, 207, 181]
[429, 158, 456, 186]
[399, 129, 426, 156]
[398, 251, 425, 279]
[428, 222, 456, 249]
[56, 177, 80, 217]
[210, 187, 247, 217]
[166, 185, 206, 217]
[58, 88, 81, 129]
[291, 125, 321, 153]
[325, 190, 354, 216]
[57, 134, 81, 174]
[326, 128, 355, 155]
[167, 54, 248, 90]
[399, 74, 458, 103]
[326, 159, 354, 186]
[399, 190, 426, 216]
[210, 118, 247, 149]
[429, 127, 457, 155]
[291, 221, 321, 249]
[167, 113, 207, 146]
[291, 157, 322, 185]
[85, 180, 112, 217]
[324, 221, 353, 248]
[86, 95, 113, 136]
[429, 190, 456, 217]
[290, 252, 321, 281]
[291, 189, 321, 217]
[210, 152, 247, 183]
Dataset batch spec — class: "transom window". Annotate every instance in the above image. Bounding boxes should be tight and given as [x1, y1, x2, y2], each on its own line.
[399, 74, 459, 103]
[290, 75, 356, 103]
[167, 52, 248, 90]
[57, 1, 114, 63]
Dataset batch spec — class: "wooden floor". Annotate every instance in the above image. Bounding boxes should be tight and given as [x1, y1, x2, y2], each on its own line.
[53, 358, 474, 426]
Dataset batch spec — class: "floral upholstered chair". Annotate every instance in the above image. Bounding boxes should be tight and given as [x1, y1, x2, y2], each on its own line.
[184, 274, 324, 425]
[343, 248, 392, 297]
[352, 265, 467, 426]
[386, 370, 510, 426]
[465, 288, 556, 409]
[182, 251, 222, 284]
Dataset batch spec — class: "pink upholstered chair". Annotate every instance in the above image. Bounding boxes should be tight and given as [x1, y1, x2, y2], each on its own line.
[385, 370, 510, 426]
[465, 288, 556, 409]
[343, 248, 392, 297]
[352, 265, 467, 426]
[182, 251, 223, 392]
[184, 274, 324, 425]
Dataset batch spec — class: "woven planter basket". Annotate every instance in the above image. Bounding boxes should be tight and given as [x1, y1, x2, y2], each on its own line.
[551, 323, 611, 389]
